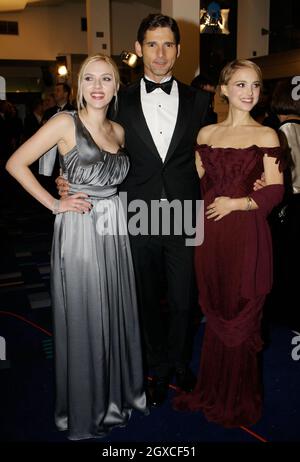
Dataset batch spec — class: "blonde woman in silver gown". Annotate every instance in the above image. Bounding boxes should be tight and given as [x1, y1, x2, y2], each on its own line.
[6, 54, 147, 440]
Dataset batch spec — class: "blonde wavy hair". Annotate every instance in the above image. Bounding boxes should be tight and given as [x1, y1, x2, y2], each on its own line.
[77, 54, 120, 112]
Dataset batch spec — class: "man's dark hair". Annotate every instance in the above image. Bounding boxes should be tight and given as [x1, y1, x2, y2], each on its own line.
[191, 74, 216, 91]
[56, 82, 71, 99]
[271, 78, 300, 116]
[137, 14, 180, 46]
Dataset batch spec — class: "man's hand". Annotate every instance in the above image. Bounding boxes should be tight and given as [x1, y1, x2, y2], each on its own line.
[56, 193, 92, 214]
[54, 175, 91, 213]
[253, 173, 266, 191]
[55, 175, 69, 197]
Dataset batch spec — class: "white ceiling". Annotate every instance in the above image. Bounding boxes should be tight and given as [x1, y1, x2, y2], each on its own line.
[0, 0, 160, 12]
[0, 0, 83, 12]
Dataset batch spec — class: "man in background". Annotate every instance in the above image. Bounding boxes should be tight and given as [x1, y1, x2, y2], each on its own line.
[42, 82, 74, 122]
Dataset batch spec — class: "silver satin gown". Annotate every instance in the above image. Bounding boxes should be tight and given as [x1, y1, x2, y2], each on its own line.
[40, 112, 147, 440]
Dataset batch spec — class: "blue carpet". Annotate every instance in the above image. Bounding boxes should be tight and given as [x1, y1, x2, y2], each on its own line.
[0, 322, 299, 443]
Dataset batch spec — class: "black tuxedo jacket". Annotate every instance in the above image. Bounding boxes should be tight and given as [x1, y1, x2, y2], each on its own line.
[42, 102, 75, 123]
[116, 79, 210, 204]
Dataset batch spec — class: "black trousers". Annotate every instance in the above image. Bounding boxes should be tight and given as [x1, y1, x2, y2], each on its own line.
[129, 232, 196, 378]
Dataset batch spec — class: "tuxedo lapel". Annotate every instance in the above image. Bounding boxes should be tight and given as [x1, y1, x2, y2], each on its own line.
[164, 81, 191, 164]
[126, 81, 162, 163]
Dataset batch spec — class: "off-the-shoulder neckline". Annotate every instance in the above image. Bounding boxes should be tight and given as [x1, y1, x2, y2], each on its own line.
[196, 143, 280, 151]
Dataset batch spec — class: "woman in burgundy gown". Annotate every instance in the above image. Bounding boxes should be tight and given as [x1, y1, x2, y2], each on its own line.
[174, 60, 284, 427]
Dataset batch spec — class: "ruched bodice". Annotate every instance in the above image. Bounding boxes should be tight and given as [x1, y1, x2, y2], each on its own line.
[59, 113, 129, 188]
[198, 144, 281, 197]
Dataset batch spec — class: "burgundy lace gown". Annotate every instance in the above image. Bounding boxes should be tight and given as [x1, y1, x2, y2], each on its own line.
[174, 144, 283, 428]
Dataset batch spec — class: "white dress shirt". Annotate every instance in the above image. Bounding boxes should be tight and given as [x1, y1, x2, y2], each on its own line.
[141, 76, 179, 162]
[280, 121, 300, 193]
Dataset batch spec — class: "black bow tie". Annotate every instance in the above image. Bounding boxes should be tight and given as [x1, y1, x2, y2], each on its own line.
[144, 77, 174, 94]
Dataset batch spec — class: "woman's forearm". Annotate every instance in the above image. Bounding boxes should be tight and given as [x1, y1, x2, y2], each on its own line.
[230, 197, 258, 212]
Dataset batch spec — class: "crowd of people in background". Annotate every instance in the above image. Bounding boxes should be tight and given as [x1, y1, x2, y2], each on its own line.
[0, 99, 23, 164]
[0, 83, 74, 167]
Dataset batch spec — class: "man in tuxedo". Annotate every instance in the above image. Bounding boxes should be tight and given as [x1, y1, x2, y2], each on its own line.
[42, 83, 74, 122]
[116, 14, 211, 406]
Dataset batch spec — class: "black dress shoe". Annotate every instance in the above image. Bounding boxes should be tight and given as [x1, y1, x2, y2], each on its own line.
[148, 377, 169, 407]
[175, 367, 197, 393]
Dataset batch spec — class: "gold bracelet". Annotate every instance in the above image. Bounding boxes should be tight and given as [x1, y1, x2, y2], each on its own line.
[245, 196, 252, 211]
[52, 199, 61, 215]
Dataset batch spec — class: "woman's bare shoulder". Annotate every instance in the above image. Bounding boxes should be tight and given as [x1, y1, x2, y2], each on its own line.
[197, 123, 220, 144]
[255, 125, 280, 148]
[45, 112, 75, 131]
